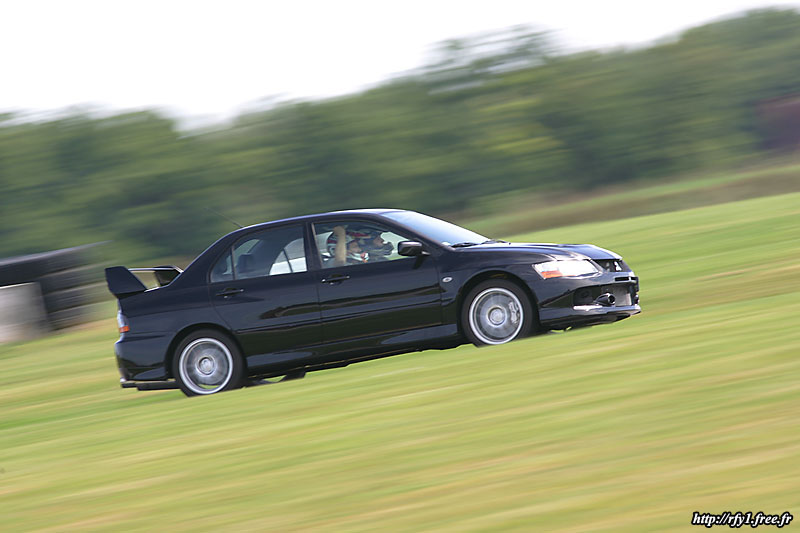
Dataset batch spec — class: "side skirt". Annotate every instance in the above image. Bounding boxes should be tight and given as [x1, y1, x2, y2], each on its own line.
[246, 323, 462, 378]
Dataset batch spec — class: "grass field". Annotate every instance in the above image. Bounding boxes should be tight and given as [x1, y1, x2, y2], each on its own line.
[467, 157, 800, 237]
[2, 192, 799, 531]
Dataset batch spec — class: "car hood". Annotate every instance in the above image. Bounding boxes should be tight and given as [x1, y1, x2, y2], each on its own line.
[457, 242, 622, 260]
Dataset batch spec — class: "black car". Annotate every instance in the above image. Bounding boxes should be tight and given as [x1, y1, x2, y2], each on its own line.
[106, 209, 640, 396]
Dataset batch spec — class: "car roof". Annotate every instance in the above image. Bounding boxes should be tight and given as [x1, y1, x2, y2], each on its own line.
[229, 208, 406, 236]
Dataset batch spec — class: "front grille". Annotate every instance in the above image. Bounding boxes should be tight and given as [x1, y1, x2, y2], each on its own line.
[595, 259, 628, 272]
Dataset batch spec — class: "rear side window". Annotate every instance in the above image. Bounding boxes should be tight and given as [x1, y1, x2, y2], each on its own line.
[210, 251, 233, 283]
[269, 236, 307, 275]
[210, 225, 307, 282]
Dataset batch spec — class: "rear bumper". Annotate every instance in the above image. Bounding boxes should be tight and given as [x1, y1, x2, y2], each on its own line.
[115, 332, 171, 381]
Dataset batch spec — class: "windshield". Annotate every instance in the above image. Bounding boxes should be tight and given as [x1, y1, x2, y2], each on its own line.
[382, 211, 488, 247]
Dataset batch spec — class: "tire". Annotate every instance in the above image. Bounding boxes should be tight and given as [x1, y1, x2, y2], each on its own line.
[0, 257, 48, 285]
[40, 248, 89, 273]
[43, 286, 90, 314]
[0, 248, 90, 286]
[461, 279, 534, 346]
[172, 330, 245, 397]
[49, 305, 90, 330]
[39, 266, 99, 294]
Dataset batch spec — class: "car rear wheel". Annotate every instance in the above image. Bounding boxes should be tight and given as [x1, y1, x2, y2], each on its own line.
[462, 279, 534, 346]
[173, 330, 244, 396]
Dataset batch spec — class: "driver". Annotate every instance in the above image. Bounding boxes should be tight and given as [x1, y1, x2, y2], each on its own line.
[354, 226, 394, 262]
[326, 225, 394, 266]
[327, 226, 369, 266]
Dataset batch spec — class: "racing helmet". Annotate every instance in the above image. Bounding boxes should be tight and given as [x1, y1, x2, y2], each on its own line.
[326, 228, 370, 263]
[352, 226, 394, 257]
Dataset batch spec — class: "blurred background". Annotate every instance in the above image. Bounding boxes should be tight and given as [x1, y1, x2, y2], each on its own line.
[2, 2, 800, 266]
[3, 3, 800, 531]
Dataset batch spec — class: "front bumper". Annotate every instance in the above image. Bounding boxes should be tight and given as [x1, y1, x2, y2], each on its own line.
[530, 270, 641, 329]
[539, 303, 641, 328]
[120, 377, 179, 390]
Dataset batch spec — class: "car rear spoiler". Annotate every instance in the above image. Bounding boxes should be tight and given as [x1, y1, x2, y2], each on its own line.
[105, 266, 183, 298]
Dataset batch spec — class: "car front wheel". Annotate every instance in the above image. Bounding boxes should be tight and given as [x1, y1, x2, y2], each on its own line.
[173, 330, 244, 396]
[462, 279, 534, 346]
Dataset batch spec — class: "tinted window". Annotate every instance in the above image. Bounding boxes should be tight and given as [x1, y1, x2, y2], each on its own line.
[314, 220, 413, 269]
[210, 225, 307, 282]
[210, 251, 233, 283]
[382, 211, 487, 246]
[269, 236, 307, 275]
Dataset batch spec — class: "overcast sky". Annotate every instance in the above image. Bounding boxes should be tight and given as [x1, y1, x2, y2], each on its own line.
[2, 0, 799, 122]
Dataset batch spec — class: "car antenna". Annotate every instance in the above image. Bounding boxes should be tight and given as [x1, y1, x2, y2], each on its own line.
[205, 207, 244, 229]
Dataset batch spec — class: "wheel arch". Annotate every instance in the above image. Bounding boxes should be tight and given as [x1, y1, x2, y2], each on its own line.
[165, 323, 244, 379]
[456, 270, 540, 335]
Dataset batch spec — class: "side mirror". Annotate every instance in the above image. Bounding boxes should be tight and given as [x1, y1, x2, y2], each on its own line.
[397, 241, 426, 257]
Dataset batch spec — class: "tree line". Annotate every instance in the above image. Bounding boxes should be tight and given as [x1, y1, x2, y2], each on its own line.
[1, 8, 799, 263]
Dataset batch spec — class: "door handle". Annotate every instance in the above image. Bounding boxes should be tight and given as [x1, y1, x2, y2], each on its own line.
[216, 287, 244, 297]
[320, 274, 350, 284]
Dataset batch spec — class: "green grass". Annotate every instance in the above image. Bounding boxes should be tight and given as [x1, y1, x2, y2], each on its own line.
[466, 157, 800, 237]
[2, 193, 800, 531]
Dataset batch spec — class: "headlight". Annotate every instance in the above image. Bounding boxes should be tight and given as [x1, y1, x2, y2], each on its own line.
[533, 259, 600, 279]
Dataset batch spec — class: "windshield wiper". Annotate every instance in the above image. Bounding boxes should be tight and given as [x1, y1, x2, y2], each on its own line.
[482, 239, 508, 244]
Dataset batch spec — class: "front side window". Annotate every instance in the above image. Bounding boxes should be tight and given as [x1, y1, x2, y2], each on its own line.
[210, 225, 307, 282]
[314, 221, 412, 269]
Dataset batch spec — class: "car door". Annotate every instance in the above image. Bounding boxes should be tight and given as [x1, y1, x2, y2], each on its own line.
[209, 223, 322, 369]
[312, 219, 442, 343]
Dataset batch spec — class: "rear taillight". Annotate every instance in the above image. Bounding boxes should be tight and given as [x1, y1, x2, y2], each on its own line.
[117, 311, 129, 333]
